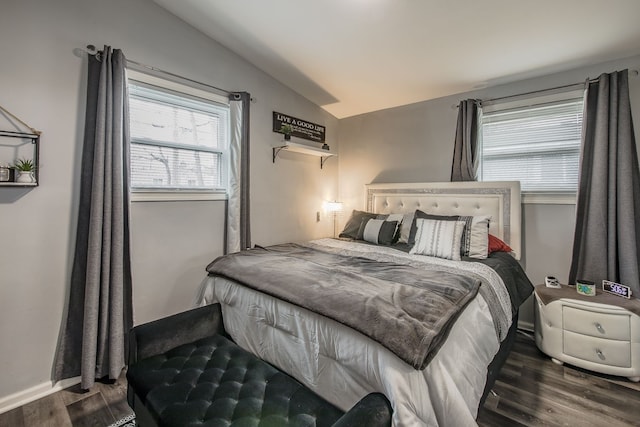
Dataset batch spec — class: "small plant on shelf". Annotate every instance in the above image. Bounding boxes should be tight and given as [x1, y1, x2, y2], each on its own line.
[280, 124, 293, 141]
[12, 158, 35, 172]
[11, 158, 36, 183]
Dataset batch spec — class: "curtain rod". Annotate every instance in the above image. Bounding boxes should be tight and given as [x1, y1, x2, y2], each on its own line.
[454, 68, 639, 108]
[480, 81, 587, 106]
[86, 45, 251, 101]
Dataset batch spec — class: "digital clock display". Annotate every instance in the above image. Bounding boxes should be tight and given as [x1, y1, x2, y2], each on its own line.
[602, 280, 632, 299]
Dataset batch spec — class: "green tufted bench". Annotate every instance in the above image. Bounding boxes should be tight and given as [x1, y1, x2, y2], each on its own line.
[127, 304, 393, 427]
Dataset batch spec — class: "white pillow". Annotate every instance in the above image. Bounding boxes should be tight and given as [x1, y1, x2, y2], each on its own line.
[397, 212, 415, 244]
[385, 213, 404, 224]
[459, 215, 491, 259]
[409, 219, 466, 261]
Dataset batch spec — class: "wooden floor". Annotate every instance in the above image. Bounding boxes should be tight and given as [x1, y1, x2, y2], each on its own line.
[477, 331, 640, 427]
[0, 374, 132, 427]
[2, 331, 639, 426]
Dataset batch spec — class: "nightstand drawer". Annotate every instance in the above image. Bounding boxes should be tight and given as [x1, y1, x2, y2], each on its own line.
[563, 330, 631, 368]
[562, 306, 630, 341]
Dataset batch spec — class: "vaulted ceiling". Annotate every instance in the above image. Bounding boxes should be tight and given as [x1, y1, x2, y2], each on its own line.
[153, 0, 640, 118]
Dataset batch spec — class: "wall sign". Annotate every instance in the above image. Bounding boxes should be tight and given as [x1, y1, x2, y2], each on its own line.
[273, 111, 326, 143]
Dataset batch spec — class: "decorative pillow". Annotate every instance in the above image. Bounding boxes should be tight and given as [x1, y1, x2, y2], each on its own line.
[384, 213, 405, 224]
[408, 210, 459, 245]
[458, 215, 491, 259]
[409, 219, 465, 261]
[377, 213, 404, 243]
[339, 210, 377, 239]
[488, 234, 512, 254]
[357, 219, 399, 245]
[397, 212, 415, 244]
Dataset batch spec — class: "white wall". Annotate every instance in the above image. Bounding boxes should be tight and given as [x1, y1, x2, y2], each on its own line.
[338, 55, 640, 329]
[0, 0, 338, 407]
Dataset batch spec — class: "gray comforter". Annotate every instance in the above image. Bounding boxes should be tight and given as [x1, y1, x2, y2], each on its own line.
[206, 243, 482, 369]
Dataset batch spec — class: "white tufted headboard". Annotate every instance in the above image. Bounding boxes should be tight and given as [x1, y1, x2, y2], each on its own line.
[365, 181, 522, 259]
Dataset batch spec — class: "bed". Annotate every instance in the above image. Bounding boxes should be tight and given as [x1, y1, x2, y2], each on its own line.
[197, 181, 533, 426]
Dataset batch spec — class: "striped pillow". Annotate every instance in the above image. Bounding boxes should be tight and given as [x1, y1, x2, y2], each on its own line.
[358, 219, 399, 245]
[376, 213, 405, 243]
[339, 210, 378, 239]
[458, 215, 491, 259]
[409, 219, 465, 260]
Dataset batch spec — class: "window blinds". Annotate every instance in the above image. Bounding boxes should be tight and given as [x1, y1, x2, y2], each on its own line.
[480, 98, 584, 193]
[128, 81, 229, 191]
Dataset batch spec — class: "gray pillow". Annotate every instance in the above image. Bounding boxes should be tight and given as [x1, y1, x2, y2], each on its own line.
[338, 210, 377, 239]
[376, 213, 404, 243]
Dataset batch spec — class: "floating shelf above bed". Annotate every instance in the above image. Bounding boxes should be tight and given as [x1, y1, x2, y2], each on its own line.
[272, 141, 336, 169]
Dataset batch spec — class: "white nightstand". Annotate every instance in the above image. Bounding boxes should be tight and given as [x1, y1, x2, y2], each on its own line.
[534, 284, 640, 382]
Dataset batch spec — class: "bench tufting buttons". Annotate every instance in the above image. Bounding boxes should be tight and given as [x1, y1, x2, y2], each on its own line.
[129, 333, 350, 425]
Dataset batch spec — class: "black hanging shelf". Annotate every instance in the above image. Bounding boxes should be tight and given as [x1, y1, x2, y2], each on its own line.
[0, 130, 41, 187]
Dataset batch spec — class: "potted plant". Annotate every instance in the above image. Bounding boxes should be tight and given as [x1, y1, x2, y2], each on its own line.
[12, 158, 36, 183]
[280, 124, 293, 141]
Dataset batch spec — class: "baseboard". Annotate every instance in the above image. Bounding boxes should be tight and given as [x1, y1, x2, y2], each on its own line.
[0, 376, 80, 415]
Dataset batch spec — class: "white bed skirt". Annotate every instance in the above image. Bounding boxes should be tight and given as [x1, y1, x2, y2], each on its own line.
[198, 275, 499, 426]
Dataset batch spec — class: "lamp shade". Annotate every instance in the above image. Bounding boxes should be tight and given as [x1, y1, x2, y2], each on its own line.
[325, 201, 343, 213]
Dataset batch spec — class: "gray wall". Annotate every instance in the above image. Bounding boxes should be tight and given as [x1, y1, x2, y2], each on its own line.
[2, 0, 639, 408]
[338, 56, 640, 329]
[0, 0, 338, 404]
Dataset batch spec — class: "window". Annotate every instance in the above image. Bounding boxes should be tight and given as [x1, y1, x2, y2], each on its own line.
[127, 71, 229, 200]
[480, 90, 584, 200]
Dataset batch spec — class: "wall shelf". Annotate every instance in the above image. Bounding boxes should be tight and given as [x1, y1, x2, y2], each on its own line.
[0, 130, 40, 187]
[0, 182, 38, 187]
[272, 141, 336, 169]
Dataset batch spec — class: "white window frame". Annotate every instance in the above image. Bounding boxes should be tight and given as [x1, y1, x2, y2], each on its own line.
[479, 87, 585, 205]
[127, 69, 229, 202]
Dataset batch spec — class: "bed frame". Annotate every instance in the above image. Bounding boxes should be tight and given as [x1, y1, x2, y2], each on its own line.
[365, 181, 521, 259]
[365, 181, 523, 410]
[199, 180, 526, 424]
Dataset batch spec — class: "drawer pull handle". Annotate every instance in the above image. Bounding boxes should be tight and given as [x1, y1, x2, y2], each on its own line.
[594, 323, 605, 334]
[595, 349, 605, 360]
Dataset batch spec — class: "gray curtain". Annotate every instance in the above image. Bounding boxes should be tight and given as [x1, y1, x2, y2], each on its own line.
[569, 70, 640, 296]
[54, 47, 133, 389]
[226, 92, 251, 253]
[451, 99, 480, 181]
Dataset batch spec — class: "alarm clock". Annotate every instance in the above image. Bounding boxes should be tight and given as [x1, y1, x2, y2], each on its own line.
[576, 279, 596, 296]
[545, 276, 561, 288]
[602, 280, 632, 299]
